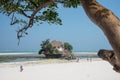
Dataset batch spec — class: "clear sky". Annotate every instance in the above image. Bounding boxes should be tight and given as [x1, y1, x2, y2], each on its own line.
[0, 0, 120, 52]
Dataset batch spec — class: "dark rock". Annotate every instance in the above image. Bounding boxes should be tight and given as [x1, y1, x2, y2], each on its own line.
[45, 54, 62, 58]
[98, 49, 120, 73]
[39, 40, 75, 59]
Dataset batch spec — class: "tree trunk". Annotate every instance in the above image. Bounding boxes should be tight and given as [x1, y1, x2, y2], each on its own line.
[80, 0, 120, 72]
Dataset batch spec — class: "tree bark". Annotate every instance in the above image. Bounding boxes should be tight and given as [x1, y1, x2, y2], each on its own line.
[80, 0, 120, 71]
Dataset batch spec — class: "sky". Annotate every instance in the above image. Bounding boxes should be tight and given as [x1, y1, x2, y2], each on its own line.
[0, 0, 120, 52]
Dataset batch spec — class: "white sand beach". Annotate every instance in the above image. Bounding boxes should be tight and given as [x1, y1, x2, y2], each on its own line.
[0, 59, 120, 80]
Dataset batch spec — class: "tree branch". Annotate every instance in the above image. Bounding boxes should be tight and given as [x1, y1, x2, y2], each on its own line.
[20, 9, 31, 18]
[10, 13, 19, 25]
[28, 0, 38, 8]
[17, 0, 57, 42]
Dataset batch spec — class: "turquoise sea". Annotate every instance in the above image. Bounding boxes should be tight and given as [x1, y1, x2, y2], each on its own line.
[0, 51, 98, 58]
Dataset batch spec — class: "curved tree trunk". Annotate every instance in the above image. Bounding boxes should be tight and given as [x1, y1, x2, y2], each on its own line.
[80, 0, 120, 72]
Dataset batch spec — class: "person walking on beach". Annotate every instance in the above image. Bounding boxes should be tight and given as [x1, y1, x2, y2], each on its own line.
[20, 65, 23, 72]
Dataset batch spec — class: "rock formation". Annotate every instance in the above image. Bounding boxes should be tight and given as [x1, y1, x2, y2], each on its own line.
[98, 49, 120, 73]
[39, 40, 74, 59]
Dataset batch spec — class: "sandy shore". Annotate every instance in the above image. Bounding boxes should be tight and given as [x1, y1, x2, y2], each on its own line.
[0, 59, 120, 80]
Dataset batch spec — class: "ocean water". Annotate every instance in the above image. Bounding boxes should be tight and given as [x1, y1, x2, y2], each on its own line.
[73, 52, 98, 58]
[0, 51, 40, 62]
[0, 51, 38, 55]
[0, 51, 99, 62]
[0, 51, 98, 58]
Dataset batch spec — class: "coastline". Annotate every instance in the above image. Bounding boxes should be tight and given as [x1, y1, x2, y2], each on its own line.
[0, 51, 99, 63]
[0, 58, 102, 68]
[0, 51, 101, 67]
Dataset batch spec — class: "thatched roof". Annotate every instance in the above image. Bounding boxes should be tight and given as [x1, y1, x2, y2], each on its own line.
[51, 40, 63, 47]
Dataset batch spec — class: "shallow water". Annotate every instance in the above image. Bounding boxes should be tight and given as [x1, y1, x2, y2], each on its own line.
[0, 51, 99, 63]
[0, 51, 98, 58]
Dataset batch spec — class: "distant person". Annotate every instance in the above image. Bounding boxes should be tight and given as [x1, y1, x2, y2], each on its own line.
[90, 58, 92, 62]
[87, 57, 89, 61]
[20, 65, 23, 72]
[76, 58, 80, 62]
